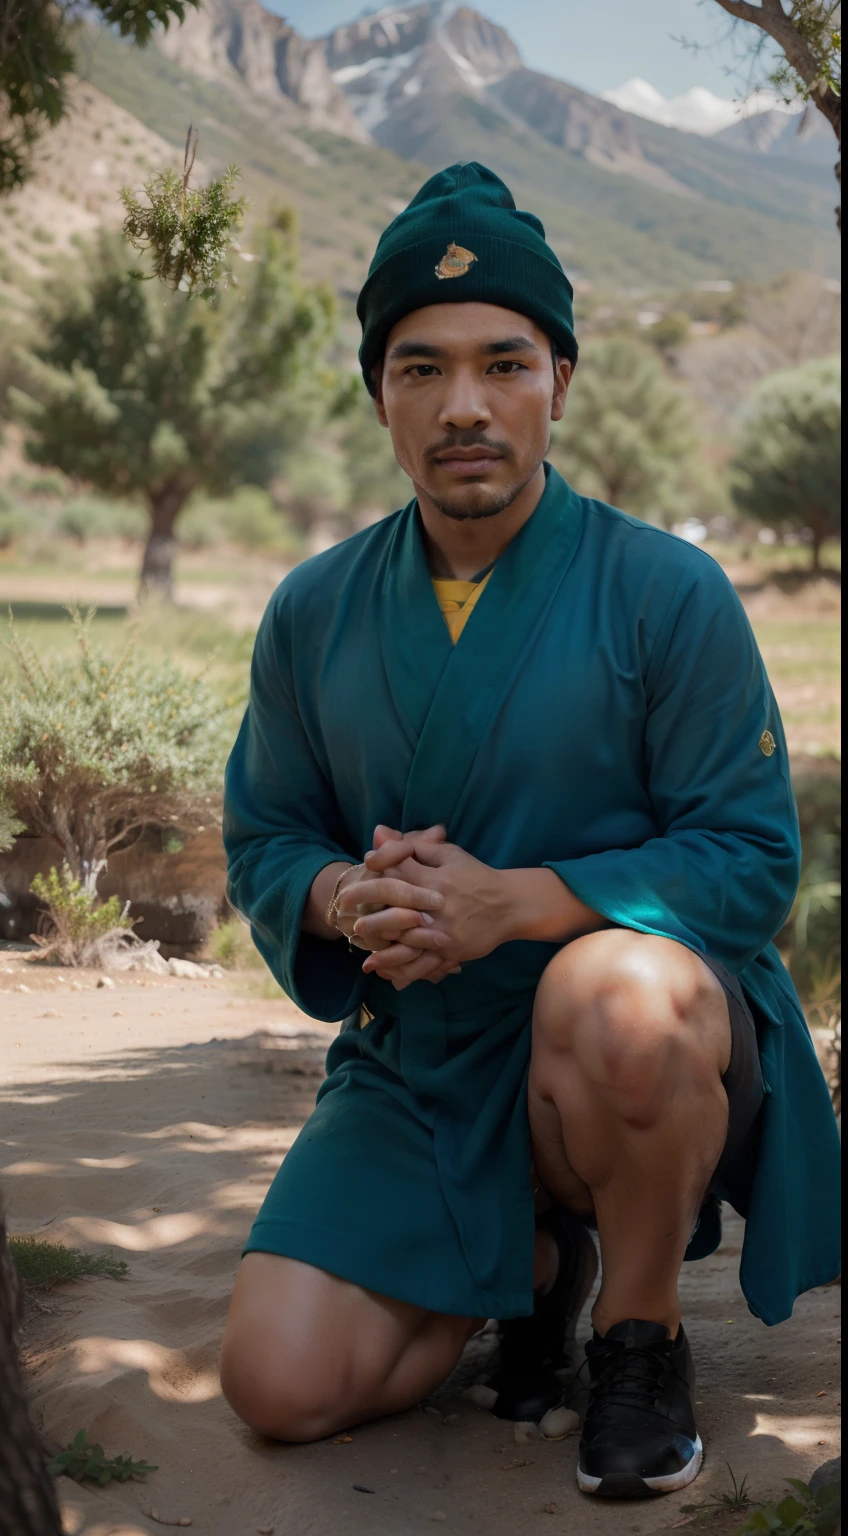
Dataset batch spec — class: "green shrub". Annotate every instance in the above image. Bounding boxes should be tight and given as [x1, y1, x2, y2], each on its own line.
[50, 1429, 156, 1488]
[180, 487, 293, 552]
[736, 1476, 840, 1535]
[30, 863, 133, 964]
[57, 496, 146, 543]
[0, 606, 230, 892]
[208, 916, 263, 970]
[0, 792, 24, 851]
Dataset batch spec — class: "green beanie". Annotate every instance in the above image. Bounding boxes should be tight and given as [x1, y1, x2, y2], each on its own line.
[357, 161, 578, 394]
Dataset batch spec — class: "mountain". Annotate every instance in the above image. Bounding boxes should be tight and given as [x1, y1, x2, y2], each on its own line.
[320, 3, 838, 230]
[155, 0, 369, 141]
[14, 0, 835, 307]
[713, 106, 836, 165]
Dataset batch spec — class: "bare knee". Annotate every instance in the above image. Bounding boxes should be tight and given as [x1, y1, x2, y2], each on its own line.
[533, 932, 727, 1107]
[220, 1322, 353, 1442]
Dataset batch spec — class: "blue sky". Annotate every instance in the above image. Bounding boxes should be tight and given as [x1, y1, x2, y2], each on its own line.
[264, 1, 771, 99]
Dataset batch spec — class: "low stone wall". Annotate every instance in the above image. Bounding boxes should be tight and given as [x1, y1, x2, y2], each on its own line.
[0, 828, 229, 956]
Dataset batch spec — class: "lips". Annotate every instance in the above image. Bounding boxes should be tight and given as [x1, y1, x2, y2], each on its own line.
[434, 450, 503, 476]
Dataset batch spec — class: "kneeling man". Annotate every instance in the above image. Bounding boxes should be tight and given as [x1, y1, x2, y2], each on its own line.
[220, 163, 841, 1499]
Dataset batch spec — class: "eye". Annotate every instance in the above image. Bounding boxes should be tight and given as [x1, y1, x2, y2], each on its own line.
[405, 364, 440, 377]
[487, 360, 527, 374]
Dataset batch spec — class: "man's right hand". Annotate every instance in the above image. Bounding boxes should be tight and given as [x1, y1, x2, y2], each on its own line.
[336, 823, 461, 986]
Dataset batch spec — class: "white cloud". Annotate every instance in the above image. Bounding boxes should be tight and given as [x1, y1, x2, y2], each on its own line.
[602, 77, 802, 136]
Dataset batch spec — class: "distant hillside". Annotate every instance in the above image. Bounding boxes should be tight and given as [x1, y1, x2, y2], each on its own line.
[0, 0, 837, 326]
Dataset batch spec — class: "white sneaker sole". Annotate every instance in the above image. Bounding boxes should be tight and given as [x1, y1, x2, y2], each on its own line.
[577, 1434, 704, 1497]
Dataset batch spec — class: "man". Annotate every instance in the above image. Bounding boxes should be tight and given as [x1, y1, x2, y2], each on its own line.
[220, 163, 840, 1499]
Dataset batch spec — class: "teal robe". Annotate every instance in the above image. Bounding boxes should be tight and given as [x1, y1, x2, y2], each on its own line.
[224, 466, 840, 1326]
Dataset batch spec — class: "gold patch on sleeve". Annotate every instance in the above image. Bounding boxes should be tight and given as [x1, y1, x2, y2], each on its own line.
[759, 730, 776, 757]
[435, 242, 477, 279]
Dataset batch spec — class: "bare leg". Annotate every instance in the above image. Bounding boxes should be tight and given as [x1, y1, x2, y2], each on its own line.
[220, 1253, 482, 1442]
[528, 930, 732, 1337]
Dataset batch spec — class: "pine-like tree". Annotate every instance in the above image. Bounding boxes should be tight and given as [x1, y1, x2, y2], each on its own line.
[730, 354, 841, 572]
[550, 335, 697, 524]
[10, 213, 337, 596]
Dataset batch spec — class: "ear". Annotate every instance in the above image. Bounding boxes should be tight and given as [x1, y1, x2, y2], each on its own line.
[550, 357, 572, 423]
[373, 362, 389, 427]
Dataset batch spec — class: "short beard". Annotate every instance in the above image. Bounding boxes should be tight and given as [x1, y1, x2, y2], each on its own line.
[427, 464, 542, 523]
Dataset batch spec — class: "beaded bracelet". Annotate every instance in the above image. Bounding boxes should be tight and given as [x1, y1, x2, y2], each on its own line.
[325, 863, 364, 930]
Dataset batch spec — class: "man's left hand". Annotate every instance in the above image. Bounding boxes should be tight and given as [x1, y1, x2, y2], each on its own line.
[354, 838, 511, 983]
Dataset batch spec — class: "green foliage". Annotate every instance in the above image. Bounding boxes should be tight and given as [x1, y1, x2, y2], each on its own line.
[682, 1463, 754, 1517]
[180, 487, 296, 552]
[50, 1428, 156, 1488]
[549, 336, 697, 521]
[120, 126, 246, 298]
[0, 606, 229, 883]
[10, 1237, 128, 1290]
[0, 1, 197, 192]
[763, 5, 841, 105]
[31, 863, 132, 944]
[648, 310, 692, 353]
[10, 215, 338, 593]
[208, 917, 264, 971]
[731, 357, 841, 571]
[0, 792, 24, 851]
[736, 1477, 840, 1536]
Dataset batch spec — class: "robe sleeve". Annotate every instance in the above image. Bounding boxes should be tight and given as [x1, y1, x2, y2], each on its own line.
[222, 590, 365, 1021]
[544, 555, 801, 973]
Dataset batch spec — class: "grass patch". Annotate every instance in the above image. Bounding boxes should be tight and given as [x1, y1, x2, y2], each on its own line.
[10, 1237, 129, 1290]
[208, 916, 264, 971]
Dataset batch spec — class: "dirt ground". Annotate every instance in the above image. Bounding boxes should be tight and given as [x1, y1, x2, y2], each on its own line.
[0, 956, 840, 1536]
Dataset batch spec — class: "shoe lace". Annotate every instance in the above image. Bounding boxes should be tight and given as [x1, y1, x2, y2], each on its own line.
[581, 1339, 678, 1415]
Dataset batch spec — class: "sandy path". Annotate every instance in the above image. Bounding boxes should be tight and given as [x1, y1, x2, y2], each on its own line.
[1, 962, 840, 1536]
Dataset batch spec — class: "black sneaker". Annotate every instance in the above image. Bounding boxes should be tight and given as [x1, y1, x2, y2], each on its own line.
[577, 1320, 703, 1498]
[487, 1208, 598, 1422]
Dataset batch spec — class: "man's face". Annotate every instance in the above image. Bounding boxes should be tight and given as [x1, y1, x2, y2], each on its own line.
[374, 303, 572, 521]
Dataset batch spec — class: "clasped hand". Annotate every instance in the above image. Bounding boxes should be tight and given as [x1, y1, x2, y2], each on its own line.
[335, 823, 509, 991]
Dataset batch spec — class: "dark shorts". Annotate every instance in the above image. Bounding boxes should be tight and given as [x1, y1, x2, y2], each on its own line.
[700, 952, 764, 1216]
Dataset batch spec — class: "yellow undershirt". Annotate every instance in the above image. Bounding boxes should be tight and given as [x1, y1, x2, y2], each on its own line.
[432, 569, 494, 644]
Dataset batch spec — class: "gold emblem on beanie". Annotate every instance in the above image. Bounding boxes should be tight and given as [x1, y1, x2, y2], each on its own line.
[759, 730, 776, 757]
[435, 242, 477, 280]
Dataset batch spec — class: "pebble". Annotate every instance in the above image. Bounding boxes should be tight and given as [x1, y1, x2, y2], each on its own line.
[40, 1009, 62, 1019]
[464, 1383, 498, 1410]
[14, 983, 31, 993]
[97, 975, 115, 989]
[444, 1413, 460, 1424]
[539, 1405, 581, 1440]
[257, 1528, 274, 1534]
[423, 1405, 442, 1416]
[431, 1515, 447, 1524]
[514, 1421, 541, 1446]
[112, 1010, 124, 1017]
[543, 1503, 558, 1516]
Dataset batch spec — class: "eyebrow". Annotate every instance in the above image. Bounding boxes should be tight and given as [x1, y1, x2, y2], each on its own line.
[388, 335, 541, 361]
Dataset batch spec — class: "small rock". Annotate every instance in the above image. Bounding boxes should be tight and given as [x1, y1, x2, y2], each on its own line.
[539, 1405, 581, 1440]
[112, 1010, 124, 1017]
[70, 981, 83, 990]
[257, 1528, 274, 1535]
[352, 1484, 375, 1494]
[96, 975, 115, 989]
[40, 1009, 62, 1019]
[543, 1505, 558, 1516]
[13, 983, 31, 994]
[809, 1456, 840, 1497]
[444, 1413, 460, 1424]
[464, 1383, 498, 1410]
[514, 1421, 542, 1446]
[168, 958, 209, 980]
[423, 1405, 442, 1417]
[430, 1516, 447, 1525]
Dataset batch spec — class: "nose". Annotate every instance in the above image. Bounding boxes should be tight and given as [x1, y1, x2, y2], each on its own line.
[437, 365, 492, 434]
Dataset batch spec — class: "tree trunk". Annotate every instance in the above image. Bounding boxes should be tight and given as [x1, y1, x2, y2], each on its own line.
[711, 1, 842, 229]
[140, 477, 194, 601]
[0, 1211, 63, 1536]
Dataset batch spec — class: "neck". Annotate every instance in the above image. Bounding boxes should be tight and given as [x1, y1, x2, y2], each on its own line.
[416, 464, 547, 580]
